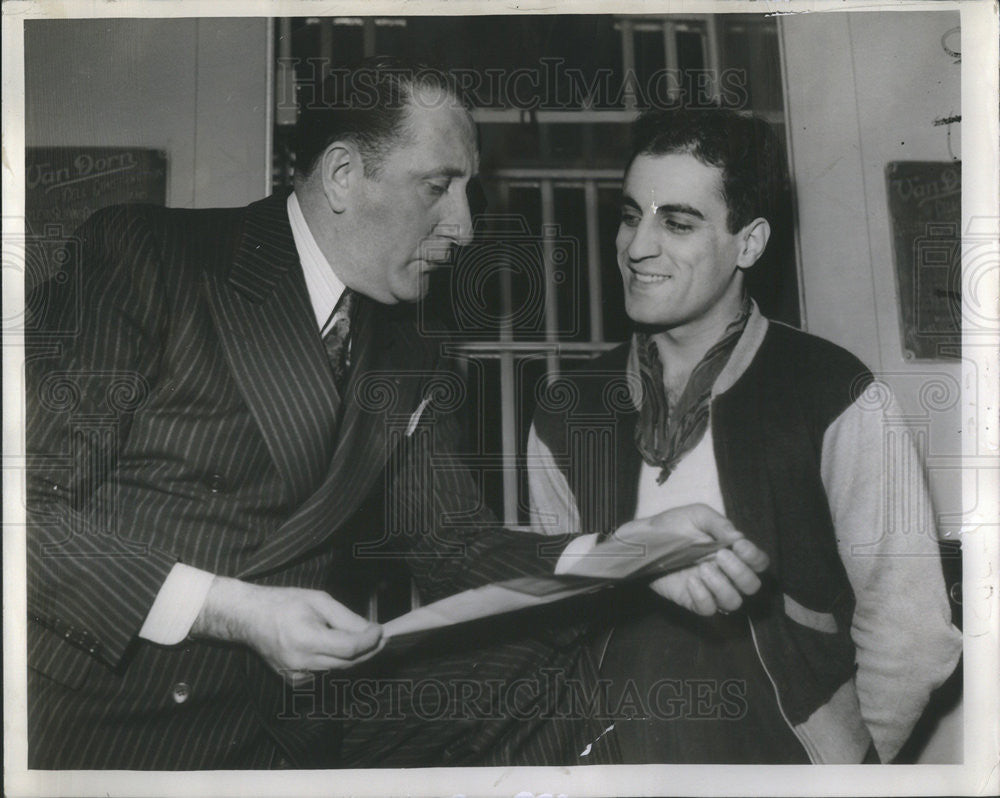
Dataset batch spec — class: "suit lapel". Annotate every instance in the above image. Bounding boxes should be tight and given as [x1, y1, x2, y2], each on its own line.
[206, 193, 341, 505]
[238, 301, 438, 578]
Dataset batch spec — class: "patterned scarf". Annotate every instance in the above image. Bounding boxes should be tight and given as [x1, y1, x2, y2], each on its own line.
[633, 298, 751, 485]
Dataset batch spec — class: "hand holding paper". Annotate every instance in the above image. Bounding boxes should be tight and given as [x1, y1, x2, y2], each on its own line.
[616, 503, 770, 615]
[383, 503, 768, 647]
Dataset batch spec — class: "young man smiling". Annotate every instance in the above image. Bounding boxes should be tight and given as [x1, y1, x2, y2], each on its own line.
[529, 108, 961, 763]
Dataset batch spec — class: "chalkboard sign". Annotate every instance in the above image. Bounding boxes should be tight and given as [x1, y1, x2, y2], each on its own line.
[25, 147, 167, 289]
[885, 161, 961, 360]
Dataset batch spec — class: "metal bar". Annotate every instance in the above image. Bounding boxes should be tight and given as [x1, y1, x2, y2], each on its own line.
[584, 180, 605, 342]
[497, 181, 518, 526]
[620, 18, 637, 111]
[498, 181, 514, 345]
[704, 15, 722, 104]
[264, 19, 275, 195]
[444, 350, 615, 361]
[278, 18, 292, 60]
[319, 18, 333, 77]
[474, 107, 785, 130]
[447, 341, 619, 354]
[472, 108, 639, 124]
[362, 18, 376, 57]
[499, 350, 518, 526]
[502, 180, 621, 192]
[617, 18, 702, 33]
[275, 18, 297, 128]
[664, 19, 679, 80]
[540, 179, 559, 381]
[487, 167, 622, 180]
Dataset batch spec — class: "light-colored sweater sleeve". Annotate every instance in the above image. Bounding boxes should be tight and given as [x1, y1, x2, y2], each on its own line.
[526, 422, 582, 537]
[821, 392, 962, 762]
[527, 423, 602, 571]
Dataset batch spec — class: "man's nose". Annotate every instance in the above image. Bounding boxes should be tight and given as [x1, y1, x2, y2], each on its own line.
[625, 217, 659, 261]
[437, 186, 475, 247]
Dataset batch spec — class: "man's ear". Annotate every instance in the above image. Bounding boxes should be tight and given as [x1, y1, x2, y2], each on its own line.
[319, 143, 361, 214]
[736, 217, 771, 271]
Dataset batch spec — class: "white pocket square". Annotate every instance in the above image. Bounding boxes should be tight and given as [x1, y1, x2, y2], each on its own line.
[406, 397, 432, 437]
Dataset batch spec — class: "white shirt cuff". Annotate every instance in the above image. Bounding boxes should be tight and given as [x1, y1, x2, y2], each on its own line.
[138, 563, 215, 645]
[554, 533, 600, 575]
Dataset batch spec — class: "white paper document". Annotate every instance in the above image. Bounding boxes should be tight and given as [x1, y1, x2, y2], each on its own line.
[383, 534, 724, 648]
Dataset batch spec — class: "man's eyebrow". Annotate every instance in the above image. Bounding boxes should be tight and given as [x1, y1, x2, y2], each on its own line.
[654, 203, 705, 221]
[418, 166, 468, 179]
[619, 194, 705, 221]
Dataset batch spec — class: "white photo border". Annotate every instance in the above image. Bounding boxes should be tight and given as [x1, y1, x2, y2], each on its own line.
[3, 1, 997, 796]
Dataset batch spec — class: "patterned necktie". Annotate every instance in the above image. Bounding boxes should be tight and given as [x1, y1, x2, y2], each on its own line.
[322, 289, 354, 392]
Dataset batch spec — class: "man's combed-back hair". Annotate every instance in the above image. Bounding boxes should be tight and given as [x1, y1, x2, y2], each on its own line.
[628, 108, 787, 233]
[294, 55, 467, 180]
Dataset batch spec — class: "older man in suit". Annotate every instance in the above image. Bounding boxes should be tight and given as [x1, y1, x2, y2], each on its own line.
[26, 58, 769, 769]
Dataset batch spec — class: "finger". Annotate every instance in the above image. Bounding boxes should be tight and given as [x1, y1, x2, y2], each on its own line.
[685, 573, 718, 616]
[338, 637, 386, 668]
[688, 504, 743, 544]
[282, 669, 314, 685]
[732, 537, 770, 572]
[647, 572, 683, 604]
[305, 634, 388, 670]
[714, 548, 763, 595]
[303, 651, 379, 671]
[311, 592, 380, 634]
[310, 625, 383, 661]
[697, 561, 744, 612]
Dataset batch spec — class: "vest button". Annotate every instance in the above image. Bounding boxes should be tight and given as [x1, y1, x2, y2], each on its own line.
[171, 682, 192, 704]
[207, 474, 226, 493]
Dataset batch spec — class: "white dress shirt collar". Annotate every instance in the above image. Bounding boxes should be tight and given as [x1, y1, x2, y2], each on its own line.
[287, 192, 345, 334]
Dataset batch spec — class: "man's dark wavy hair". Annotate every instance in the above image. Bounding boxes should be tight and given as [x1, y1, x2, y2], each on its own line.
[627, 108, 787, 233]
[294, 55, 467, 181]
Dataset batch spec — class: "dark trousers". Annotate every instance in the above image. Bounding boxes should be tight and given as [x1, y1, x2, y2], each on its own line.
[598, 592, 811, 764]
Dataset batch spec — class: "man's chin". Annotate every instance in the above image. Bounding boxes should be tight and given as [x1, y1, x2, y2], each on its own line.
[625, 299, 675, 330]
[392, 274, 431, 304]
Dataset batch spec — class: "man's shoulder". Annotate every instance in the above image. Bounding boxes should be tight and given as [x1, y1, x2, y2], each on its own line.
[759, 321, 873, 389]
[77, 196, 286, 276]
[37, 200, 268, 316]
[729, 320, 875, 430]
[78, 201, 251, 244]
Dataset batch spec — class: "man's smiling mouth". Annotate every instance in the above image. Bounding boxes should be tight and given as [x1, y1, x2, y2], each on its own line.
[628, 265, 671, 284]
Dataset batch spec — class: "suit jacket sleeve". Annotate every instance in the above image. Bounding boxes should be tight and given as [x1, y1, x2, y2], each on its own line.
[387, 362, 572, 604]
[27, 205, 180, 668]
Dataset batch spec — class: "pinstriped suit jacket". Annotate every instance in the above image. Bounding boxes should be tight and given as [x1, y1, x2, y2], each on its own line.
[25, 192, 615, 769]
